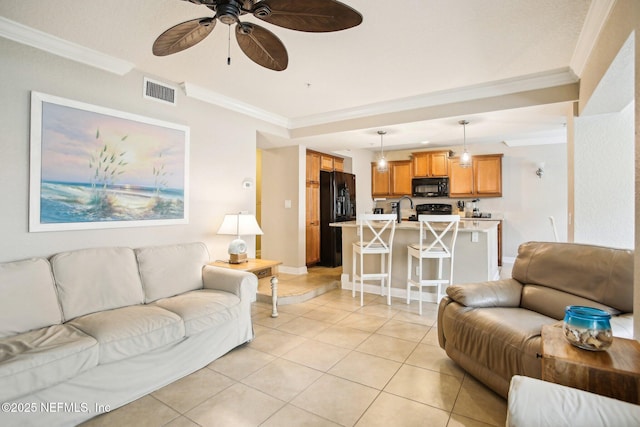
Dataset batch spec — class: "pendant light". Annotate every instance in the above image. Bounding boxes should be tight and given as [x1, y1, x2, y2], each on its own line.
[376, 130, 388, 173]
[459, 120, 472, 168]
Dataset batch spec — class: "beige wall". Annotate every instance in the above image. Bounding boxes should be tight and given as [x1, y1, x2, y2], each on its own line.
[576, 0, 638, 338]
[0, 37, 280, 263]
[260, 144, 307, 273]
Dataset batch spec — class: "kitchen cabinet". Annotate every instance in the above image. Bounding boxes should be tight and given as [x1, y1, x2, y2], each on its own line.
[390, 160, 412, 196]
[305, 151, 321, 265]
[305, 181, 320, 265]
[371, 160, 412, 197]
[306, 151, 320, 183]
[412, 150, 449, 177]
[320, 154, 334, 171]
[449, 154, 503, 198]
[371, 163, 390, 196]
[334, 157, 344, 172]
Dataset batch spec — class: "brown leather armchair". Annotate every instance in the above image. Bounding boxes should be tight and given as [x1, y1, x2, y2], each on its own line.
[437, 241, 634, 398]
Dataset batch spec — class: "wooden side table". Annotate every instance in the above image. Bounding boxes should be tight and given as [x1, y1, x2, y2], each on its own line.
[541, 323, 640, 404]
[210, 259, 282, 318]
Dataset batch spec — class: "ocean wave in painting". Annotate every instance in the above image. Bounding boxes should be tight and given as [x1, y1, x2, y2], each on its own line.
[40, 181, 184, 223]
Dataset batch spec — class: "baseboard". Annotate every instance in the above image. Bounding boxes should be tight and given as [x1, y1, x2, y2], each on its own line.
[279, 265, 308, 275]
[503, 256, 516, 264]
[340, 278, 440, 303]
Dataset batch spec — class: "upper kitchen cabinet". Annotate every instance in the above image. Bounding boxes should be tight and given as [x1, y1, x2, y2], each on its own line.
[449, 154, 503, 198]
[306, 151, 321, 183]
[320, 154, 334, 171]
[391, 160, 412, 195]
[371, 160, 412, 197]
[309, 151, 345, 172]
[371, 163, 390, 196]
[412, 150, 449, 177]
[334, 157, 344, 172]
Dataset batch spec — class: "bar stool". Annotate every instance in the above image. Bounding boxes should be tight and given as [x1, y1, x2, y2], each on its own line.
[352, 213, 396, 306]
[406, 214, 460, 314]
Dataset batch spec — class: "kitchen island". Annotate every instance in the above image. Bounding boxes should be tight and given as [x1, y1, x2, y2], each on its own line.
[332, 219, 500, 303]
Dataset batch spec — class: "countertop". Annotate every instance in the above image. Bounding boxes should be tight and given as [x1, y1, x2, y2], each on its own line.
[459, 213, 504, 221]
[331, 219, 499, 232]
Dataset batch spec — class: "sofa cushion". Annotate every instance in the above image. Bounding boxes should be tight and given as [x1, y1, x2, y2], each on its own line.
[0, 258, 62, 338]
[512, 242, 634, 313]
[51, 247, 145, 321]
[152, 289, 241, 336]
[521, 285, 621, 320]
[69, 305, 184, 364]
[442, 305, 556, 381]
[507, 375, 640, 427]
[136, 242, 210, 303]
[0, 324, 98, 401]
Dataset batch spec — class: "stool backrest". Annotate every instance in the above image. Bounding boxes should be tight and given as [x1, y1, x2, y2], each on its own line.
[357, 214, 397, 252]
[417, 215, 460, 256]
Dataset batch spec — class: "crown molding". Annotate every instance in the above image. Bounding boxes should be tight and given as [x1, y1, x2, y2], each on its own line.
[181, 82, 289, 128]
[0, 17, 134, 76]
[288, 67, 579, 130]
[570, 0, 616, 77]
[502, 135, 566, 147]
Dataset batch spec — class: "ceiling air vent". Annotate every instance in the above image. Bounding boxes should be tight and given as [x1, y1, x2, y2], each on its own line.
[143, 77, 176, 106]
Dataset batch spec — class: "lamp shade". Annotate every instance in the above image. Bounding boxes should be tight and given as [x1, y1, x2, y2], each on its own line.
[217, 213, 264, 237]
[217, 213, 263, 263]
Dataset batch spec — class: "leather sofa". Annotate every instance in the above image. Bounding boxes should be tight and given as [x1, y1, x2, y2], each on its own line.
[437, 241, 634, 398]
[0, 242, 257, 427]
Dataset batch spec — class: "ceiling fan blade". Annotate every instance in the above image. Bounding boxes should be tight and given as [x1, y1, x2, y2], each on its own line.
[153, 17, 216, 56]
[252, 0, 362, 32]
[235, 23, 288, 71]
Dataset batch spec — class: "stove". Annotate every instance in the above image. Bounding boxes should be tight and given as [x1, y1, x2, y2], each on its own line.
[409, 203, 453, 220]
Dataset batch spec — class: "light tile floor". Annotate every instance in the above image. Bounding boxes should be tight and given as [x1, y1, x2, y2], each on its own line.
[81, 266, 512, 427]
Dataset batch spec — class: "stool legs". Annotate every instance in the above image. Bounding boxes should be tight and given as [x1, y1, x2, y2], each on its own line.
[352, 250, 356, 299]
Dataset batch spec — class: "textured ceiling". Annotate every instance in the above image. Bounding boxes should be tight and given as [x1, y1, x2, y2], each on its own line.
[0, 0, 596, 153]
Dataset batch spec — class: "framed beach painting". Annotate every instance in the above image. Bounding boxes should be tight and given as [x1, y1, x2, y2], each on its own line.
[29, 91, 190, 232]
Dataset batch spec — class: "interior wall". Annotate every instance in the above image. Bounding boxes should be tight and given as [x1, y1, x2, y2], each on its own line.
[260, 144, 306, 273]
[350, 149, 375, 216]
[577, 0, 638, 338]
[0, 37, 280, 263]
[574, 102, 634, 248]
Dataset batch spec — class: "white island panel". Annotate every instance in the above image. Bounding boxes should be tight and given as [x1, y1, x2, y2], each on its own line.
[333, 220, 499, 303]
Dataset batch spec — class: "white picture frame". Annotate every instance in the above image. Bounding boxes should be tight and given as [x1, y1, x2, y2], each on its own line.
[29, 91, 190, 232]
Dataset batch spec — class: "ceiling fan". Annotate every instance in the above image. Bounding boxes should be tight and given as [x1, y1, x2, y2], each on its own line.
[153, 0, 363, 71]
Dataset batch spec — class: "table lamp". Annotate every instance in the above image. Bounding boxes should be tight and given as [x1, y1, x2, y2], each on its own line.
[217, 213, 263, 264]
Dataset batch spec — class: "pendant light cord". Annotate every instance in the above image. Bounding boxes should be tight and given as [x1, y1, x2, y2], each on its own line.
[463, 122, 466, 150]
[227, 25, 231, 65]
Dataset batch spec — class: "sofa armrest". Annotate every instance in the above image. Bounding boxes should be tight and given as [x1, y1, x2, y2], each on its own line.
[507, 375, 640, 427]
[202, 265, 258, 300]
[446, 278, 523, 308]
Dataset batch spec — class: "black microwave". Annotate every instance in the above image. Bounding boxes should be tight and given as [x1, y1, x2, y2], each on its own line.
[412, 177, 449, 198]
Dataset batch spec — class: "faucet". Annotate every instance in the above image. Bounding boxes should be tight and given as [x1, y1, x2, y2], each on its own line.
[396, 196, 414, 223]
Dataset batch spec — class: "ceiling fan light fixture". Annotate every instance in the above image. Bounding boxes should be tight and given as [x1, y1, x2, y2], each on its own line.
[153, 0, 363, 70]
[216, 2, 241, 25]
[458, 120, 472, 168]
[253, 4, 272, 18]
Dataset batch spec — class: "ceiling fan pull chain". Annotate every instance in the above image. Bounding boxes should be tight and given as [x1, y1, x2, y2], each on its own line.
[227, 24, 231, 65]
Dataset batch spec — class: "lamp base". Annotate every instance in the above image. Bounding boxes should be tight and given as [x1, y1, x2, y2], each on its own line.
[229, 253, 248, 264]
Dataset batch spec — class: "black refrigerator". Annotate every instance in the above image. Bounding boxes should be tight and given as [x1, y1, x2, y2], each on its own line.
[320, 171, 356, 267]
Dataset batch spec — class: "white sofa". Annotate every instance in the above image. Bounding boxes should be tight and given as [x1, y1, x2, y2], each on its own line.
[0, 242, 257, 427]
[507, 375, 640, 426]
